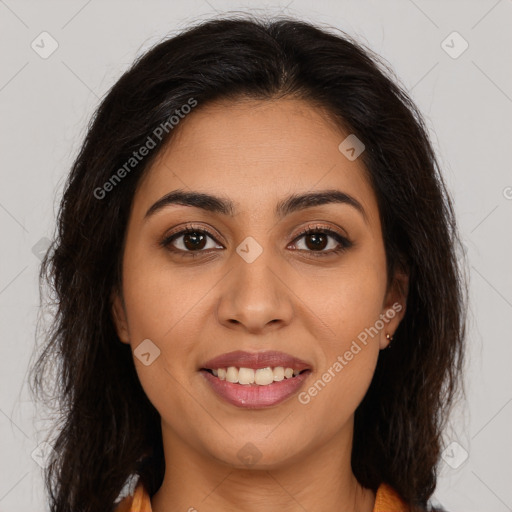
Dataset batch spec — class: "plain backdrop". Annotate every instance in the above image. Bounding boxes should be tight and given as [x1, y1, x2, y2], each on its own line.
[1, 1, 511, 511]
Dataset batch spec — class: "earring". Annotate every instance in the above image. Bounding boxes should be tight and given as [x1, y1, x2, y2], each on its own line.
[385, 333, 394, 349]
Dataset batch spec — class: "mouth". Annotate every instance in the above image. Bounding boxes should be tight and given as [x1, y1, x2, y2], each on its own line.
[200, 366, 311, 385]
[198, 351, 313, 408]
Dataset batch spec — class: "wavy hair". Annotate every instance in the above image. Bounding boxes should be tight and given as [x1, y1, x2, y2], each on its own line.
[29, 14, 467, 512]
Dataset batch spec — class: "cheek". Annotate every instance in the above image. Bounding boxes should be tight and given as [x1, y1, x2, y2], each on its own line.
[294, 253, 385, 407]
[297, 274, 383, 426]
[299, 255, 387, 343]
[121, 246, 217, 348]
[120, 251, 212, 427]
[298, 346, 379, 439]
[133, 356, 215, 454]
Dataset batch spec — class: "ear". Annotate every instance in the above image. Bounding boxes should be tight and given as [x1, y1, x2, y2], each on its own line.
[111, 289, 130, 344]
[379, 269, 409, 350]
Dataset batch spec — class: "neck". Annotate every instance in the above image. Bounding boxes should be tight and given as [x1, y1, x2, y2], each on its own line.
[151, 419, 376, 512]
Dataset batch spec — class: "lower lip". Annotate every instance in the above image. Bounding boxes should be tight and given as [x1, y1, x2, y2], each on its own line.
[200, 370, 311, 409]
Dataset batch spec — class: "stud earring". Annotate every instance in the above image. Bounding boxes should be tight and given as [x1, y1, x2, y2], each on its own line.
[385, 333, 394, 349]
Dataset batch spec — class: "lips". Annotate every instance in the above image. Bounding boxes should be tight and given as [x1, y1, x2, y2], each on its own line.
[200, 350, 312, 372]
[199, 350, 313, 408]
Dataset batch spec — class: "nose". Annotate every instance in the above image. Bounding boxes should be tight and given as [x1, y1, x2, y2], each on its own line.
[216, 249, 294, 334]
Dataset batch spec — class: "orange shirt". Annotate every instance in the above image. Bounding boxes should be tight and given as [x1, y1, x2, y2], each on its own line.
[115, 480, 410, 511]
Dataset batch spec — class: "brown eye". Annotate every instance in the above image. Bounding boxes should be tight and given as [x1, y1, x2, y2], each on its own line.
[160, 224, 352, 259]
[161, 227, 223, 256]
[291, 226, 353, 256]
[303, 232, 328, 251]
[182, 231, 208, 251]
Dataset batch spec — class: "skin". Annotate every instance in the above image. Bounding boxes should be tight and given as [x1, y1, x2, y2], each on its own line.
[112, 97, 408, 512]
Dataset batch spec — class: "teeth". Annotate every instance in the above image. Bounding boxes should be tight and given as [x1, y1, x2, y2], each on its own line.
[273, 366, 284, 381]
[238, 367, 254, 385]
[255, 367, 274, 385]
[226, 366, 238, 383]
[211, 366, 305, 385]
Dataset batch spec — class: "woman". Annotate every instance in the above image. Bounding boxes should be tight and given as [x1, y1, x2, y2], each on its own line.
[30, 14, 467, 512]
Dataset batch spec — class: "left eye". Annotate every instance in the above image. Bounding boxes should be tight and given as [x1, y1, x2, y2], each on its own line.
[289, 227, 352, 255]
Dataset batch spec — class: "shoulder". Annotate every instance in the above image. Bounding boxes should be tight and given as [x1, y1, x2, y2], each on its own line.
[115, 479, 442, 512]
[114, 481, 152, 512]
[373, 484, 448, 512]
[373, 482, 410, 512]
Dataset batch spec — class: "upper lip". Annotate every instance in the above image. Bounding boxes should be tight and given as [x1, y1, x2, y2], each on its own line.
[200, 350, 312, 371]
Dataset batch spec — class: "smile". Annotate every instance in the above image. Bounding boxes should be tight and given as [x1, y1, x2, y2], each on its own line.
[203, 366, 308, 385]
[200, 367, 312, 409]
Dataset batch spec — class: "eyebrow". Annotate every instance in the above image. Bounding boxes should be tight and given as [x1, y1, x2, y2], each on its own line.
[144, 188, 368, 223]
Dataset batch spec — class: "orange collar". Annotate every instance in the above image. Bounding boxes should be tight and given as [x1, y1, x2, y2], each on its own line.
[116, 480, 409, 511]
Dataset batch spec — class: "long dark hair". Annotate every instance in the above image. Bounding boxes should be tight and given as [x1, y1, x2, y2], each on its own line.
[29, 14, 467, 512]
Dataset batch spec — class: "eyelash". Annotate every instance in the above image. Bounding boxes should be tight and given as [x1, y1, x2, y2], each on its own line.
[160, 223, 353, 259]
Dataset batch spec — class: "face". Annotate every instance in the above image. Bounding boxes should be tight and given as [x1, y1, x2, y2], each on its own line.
[112, 97, 407, 469]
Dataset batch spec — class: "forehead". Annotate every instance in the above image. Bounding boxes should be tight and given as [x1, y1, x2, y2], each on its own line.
[132, 97, 379, 224]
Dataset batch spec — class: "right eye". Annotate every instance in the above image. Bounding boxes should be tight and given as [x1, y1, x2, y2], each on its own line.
[160, 226, 224, 257]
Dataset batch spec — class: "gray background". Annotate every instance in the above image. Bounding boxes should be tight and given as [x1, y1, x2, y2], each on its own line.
[1, 0, 511, 510]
